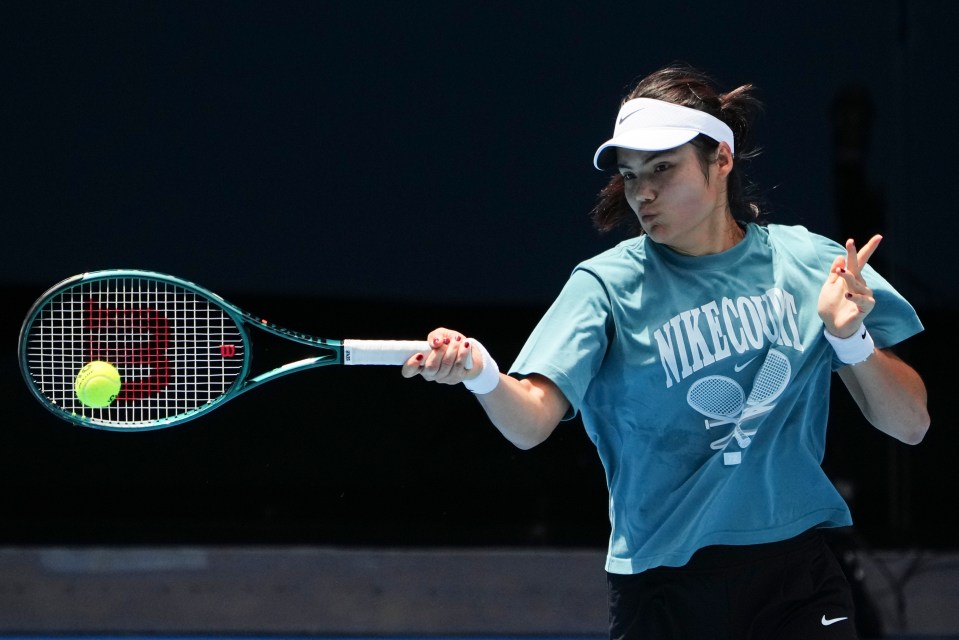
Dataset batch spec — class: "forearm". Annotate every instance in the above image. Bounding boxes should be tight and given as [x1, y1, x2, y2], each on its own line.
[401, 330, 569, 449]
[838, 348, 929, 444]
[474, 373, 568, 450]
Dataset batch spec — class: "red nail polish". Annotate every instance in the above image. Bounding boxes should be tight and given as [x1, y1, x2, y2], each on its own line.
[840, 268, 846, 274]
[845, 292, 853, 299]
[416, 353, 424, 361]
[464, 341, 470, 349]
[443, 337, 450, 345]
[455, 335, 462, 341]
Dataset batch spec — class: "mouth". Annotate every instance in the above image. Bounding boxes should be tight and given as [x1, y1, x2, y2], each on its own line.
[638, 211, 658, 225]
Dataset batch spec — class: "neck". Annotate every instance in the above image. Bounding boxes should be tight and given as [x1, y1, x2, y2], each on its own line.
[668, 214, 745, 257]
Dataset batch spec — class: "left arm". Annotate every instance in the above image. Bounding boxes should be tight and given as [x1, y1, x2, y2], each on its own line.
[818, 235, 930, 444]
[837, 348, 929, 444]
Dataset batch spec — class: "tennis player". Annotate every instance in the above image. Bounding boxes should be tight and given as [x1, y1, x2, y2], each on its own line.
[402, 63, 928, 639]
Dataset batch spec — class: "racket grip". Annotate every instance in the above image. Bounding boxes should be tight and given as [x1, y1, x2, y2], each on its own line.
[733, 427, 752, 448]
[704, 403, 775, 428]
[343, 339, 430, 365]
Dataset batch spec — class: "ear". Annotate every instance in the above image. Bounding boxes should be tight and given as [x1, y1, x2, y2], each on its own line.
[714, 141, 734, 179]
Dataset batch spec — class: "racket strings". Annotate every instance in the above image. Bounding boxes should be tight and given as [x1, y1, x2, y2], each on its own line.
[687, 377, 745, 418]
[24, 277, 245, 427]
[745, 351, 791, 405]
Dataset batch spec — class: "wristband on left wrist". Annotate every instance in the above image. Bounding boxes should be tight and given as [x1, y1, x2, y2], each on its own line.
[823, 325, 875, 365]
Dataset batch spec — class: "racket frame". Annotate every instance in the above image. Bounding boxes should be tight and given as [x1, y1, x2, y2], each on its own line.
[18, 270, 423, 431]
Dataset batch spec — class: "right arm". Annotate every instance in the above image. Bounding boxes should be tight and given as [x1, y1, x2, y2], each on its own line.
[401, 328, 569, 449]
[475, 373, 569, 449]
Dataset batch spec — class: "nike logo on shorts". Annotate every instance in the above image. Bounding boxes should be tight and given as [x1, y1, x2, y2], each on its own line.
[821, 615, 849, 626]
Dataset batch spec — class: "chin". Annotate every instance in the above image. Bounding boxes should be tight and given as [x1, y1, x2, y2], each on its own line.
[642, 223, 670, 243]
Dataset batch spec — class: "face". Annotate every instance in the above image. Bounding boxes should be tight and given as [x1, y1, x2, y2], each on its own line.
[616, 142, 735, 255]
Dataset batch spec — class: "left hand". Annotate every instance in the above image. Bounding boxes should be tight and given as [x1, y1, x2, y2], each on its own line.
[818, 235, 882, 338]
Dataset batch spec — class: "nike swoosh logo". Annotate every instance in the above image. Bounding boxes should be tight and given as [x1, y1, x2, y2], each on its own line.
[734, 356, 758, 373]
[821, 615, 849, 626]
[618, 107, 647, 125]
[860, 327, 867, 339]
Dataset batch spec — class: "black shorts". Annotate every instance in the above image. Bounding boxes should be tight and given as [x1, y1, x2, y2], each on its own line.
[607, 529, 858, 640]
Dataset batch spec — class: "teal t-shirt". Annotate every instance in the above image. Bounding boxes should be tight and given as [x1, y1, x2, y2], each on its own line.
[510, 223, 923, 574]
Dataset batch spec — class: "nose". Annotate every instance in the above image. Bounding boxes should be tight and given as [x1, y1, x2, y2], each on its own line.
[625, 177, 655, 207]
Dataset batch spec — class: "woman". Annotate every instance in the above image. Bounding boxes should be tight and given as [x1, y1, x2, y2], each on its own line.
[401, 64, 928, 639]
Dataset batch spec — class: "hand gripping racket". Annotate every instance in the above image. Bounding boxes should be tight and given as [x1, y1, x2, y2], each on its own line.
[19, 270, 430, 431]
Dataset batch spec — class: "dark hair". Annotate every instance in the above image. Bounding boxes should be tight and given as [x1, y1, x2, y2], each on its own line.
[590, 63, 765, 236]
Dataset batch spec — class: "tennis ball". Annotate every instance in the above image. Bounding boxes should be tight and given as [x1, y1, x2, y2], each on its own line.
[74, 361, 122, 408]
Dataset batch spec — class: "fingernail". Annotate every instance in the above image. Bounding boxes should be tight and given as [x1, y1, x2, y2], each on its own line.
[433, 337, 441, 346]
[845, 292, 853, 299]
[840, 268, 846, 274]
[455, 335, 462, 342]
[416, 354, 424, 361]
[464, 341, 470, 349]
[443, 337, 450, 345]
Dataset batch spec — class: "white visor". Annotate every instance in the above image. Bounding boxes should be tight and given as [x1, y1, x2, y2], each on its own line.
[593, 98, 735, 170]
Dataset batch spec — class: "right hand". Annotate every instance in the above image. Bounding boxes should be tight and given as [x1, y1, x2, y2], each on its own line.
[401, 327, 481, 385]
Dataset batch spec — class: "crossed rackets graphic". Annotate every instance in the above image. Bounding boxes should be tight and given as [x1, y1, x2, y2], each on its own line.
[686, 349, 792, 452]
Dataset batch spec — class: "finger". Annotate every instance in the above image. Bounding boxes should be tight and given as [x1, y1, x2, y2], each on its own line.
[450, 338, 471, 371]
[419, 328, 454, 380]
[825, 255, 845, 284]
[844, 238, 861, 275]
[433, 344, 469, 380]
[856, 234, 883, 267]
[844, 234, 883, 274]
[843, 290, 876, 315]
[835, 269, 874, 297]
[421, 347, 447, 380]
[400, 353, 426, 379]
[435, 341, 460, 379]
[412, 328, 474, 384]
[429, 340, 474, 385]
[427, 328, 455, 350]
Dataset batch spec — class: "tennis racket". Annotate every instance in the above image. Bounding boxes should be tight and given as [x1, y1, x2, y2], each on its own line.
[686, 375, 752, 448]
[19, 270, 432, 431]
[705, 350, 791, 429]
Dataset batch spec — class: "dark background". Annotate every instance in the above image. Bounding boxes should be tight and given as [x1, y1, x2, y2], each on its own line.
[2, 1, 956, 550]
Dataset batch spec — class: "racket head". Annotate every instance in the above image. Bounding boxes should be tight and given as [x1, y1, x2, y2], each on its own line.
[19, 270, 251, 431]
[686, 375, 745, 421]
[744, 349, 791, 406]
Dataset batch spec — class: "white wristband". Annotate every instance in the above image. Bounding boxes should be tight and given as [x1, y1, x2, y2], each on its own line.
[823, 326, 875, 365]
[462, 339, 500, 395]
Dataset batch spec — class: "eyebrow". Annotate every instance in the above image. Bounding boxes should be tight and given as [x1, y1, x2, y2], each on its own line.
[616, 150, 673, 171]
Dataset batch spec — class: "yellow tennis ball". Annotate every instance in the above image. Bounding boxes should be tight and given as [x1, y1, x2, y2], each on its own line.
[75, 361, 122, 408]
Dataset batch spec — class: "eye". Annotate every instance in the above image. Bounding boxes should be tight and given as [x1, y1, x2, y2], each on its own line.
[653, 162, 671, 173]
[619, 171, 636, 181]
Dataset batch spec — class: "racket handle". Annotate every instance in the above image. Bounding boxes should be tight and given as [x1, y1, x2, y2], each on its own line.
[710, 426, 753, 451]
[733, 427, 752, 448]
[342, 339, 430, 365]
[704, 403, 775, 428]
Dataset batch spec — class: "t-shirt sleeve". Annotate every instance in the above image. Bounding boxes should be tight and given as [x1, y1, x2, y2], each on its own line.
[802, 230, 924, 365]
[509, 268, 612, 420]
